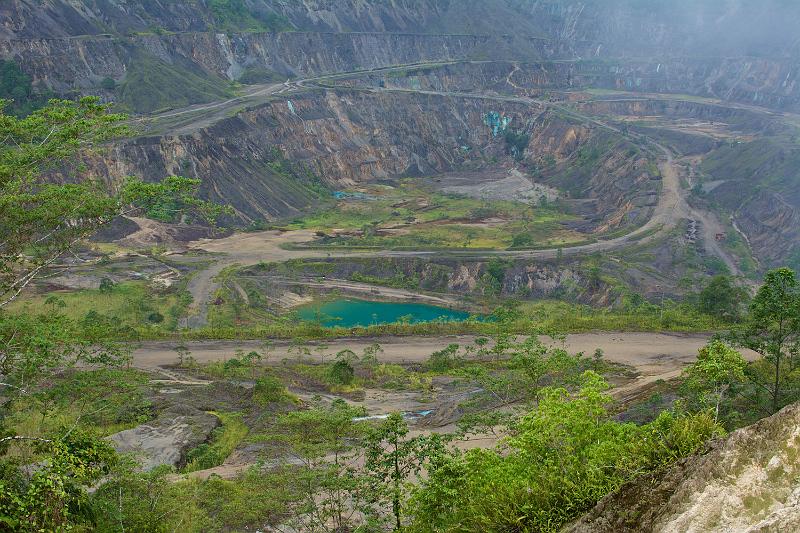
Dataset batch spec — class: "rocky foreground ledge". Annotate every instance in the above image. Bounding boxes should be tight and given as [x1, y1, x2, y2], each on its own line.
[567, 402, 800, 532]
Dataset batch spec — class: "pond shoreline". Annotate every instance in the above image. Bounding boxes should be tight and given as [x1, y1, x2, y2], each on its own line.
[296, 298, 477, 328]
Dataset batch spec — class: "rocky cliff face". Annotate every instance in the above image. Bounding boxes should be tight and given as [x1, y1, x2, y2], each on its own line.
[3, 1, 800, 113]
[77, 88, 654, 228]
[1, 32, 548, 99]
[4, 0, 799, 58]
[567, 401, 800, 532]
[244, 256, 618, 306]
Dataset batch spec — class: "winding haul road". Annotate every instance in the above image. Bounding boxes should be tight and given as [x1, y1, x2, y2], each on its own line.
[132, 60, 748, 326]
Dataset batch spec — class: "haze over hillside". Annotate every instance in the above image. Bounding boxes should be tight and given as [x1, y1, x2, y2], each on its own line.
[1, 1, 800, 531]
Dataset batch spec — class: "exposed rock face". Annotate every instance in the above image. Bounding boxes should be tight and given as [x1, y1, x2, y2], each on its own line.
[4, 0, 798, 58]
[2, 1, 799, 112]
[244, 257, 618, 306]
[0, 32, 545, 98]
[725, 190, 800, 269]
[75, 89, 654, 227]
[566, 402, 800, 532]
[109, 405, 219, 471]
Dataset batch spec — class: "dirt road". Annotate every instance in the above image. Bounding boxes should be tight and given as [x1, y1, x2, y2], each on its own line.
[133, 332, 751, 385]
[164, 65, 744, 325]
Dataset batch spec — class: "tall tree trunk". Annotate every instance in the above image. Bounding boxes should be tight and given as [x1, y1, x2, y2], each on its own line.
[773, 351, 782, 413]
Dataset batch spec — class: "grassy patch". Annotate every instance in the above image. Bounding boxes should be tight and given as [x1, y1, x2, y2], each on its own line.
[184, 412, 249, 473]
[117, 50, 233, 113]
[7, 280, 190, 332]
[7, 369, 152, 441]
[282, 181, 578, 250]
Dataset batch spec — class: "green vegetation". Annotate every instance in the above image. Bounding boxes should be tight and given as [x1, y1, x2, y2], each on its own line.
[238, 66, 285, 84]
[729, 268, 800, 413]
[208, 0, 294, 33]
[0, 60, 54, 117]
[0, 98, 226, 530]
[184, 412, 249, 472]
[6, 280, 191, 333]
[92, 465, 300, 531]
[117, 51, 233, 113]
[139, 297, 723, 343]
[409, 373, 721, 532]
[682, 340, 747, 423]
[698, 274, 749, 321]
[283, 181, 579, 250]
[6, 368, 152, 440]
[3, 88, 800, 531]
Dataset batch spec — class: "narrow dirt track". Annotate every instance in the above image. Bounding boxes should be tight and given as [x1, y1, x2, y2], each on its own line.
[133, 332, 756, 385]
[156, 62, 745, 325]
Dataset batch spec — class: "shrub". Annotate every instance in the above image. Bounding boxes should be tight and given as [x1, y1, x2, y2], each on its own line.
[409, 372, 723, 532]
[426, 344, 461, 372]
[329, 358, 355, 385]
[253, 376, 295, 406]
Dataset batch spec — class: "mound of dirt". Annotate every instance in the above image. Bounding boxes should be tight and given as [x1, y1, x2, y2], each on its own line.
[90, 216, 141, 242]
[566, 402, 800, 532]
[109, 404, 219, 470]
[115, 217, 230, 249]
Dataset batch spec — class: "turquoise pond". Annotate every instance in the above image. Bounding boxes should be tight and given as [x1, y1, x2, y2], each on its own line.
[297, 299, 473, 328]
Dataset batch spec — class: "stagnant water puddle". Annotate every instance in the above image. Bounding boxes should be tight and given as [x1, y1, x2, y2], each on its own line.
[297, 298, 475, 328]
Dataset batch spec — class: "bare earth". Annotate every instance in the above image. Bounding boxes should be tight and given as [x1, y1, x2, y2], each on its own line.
[133, 332, 756, 388]
[146, 331, 759, 481]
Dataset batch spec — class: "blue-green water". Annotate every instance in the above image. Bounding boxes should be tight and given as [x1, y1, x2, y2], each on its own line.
[297, 299, 472, 328]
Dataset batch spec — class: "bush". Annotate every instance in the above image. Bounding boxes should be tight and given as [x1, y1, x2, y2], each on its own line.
[100, 77, 116, 90]
[426, 344, 462, 372]
[253, 376, 295, 406]
[409, 372, 723, 532]
[329, 358, 355, 385]
[184, 412, 248, 472]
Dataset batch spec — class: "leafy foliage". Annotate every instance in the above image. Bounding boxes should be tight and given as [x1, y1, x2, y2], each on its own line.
[698, 275, 749, 320]
[0, 97, 228, 307]
[0, 430, 117, 531]
[682, 340, 746, 423]
[409, 372, 722, 532]
[0, 96, 228, 530]
[729, 268, 800, 413]
[184, 412, 249, 473]
[0, 60, 52, 117]
[208, 0, 294, 32]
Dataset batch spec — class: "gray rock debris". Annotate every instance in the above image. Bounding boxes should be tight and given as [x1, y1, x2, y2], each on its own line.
[109, 405, 219, 471]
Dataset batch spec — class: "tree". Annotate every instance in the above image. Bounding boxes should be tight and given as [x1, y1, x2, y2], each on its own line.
[329, 349, 357, 385]
[698, 275, 749, 321]
[98, 277, 116, 296]
[730, 268, 800, 413]
[409, 372, 722, 532]
[0, 97, 227, 530]
[0, 97, 228, 307]
[364, 413, 447, 530]
[0, 429, 117, 531]
[683, 340, 747, 423]
[275, 402, 375, 532]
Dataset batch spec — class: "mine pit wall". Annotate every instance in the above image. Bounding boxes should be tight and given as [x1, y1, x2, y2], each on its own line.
[77, 89, 657, 228]
[3, 29, 800, 114]
[723, 189, 800, 269]
[243, 256, 619, 308]
[0, 32, 550, 98]
[341, 59, 800, 115]
[573, 99, 777, 131]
